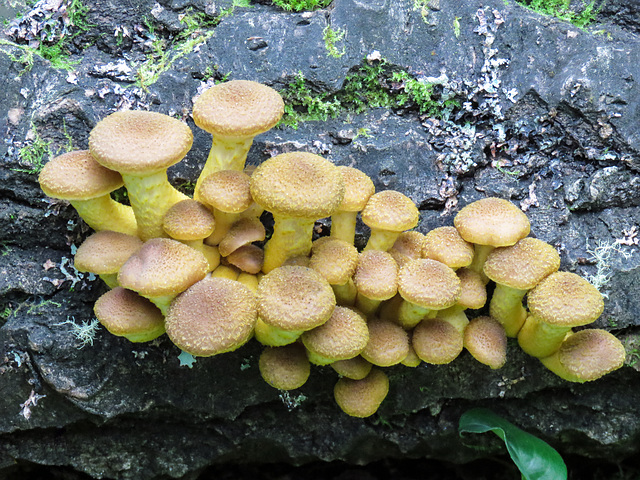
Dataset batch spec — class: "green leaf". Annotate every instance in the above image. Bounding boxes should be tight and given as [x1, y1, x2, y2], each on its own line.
[459, 408, 567, 480]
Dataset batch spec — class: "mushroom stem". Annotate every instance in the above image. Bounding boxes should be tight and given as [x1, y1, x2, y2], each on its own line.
[467, 244, 494, 281]
[355, 294, 384, 317]
[205, 210, 241, 246]
[263, 215, 316, 273]
[489, 284, 528, 337]
[122, 171, 188, 241]
[180, 241, 220, 272]
[330, 211, 359, 244]
[364, 229, 401, 252]
[70, 196, 138, 237]
[99, 273, 119, 289]
[333, 279, 357, 306]
[517, 315, 572, 358]
[145, 294, 176, 316]
[437, 305, 470, 334]
[194, 136, 254, 201]
[397, 300, 435, 329]
[254, 318, 304, 346]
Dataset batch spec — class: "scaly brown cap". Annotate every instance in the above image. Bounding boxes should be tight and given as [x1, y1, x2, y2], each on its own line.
[388, 231, 427, 268]
[309, 238, 359, 285]
[165, 276, 257, 356]
[163, 199, 215, 241]
[258, 343, 310, 390]
[198, 170, 253, 213]
[454, 197, 530, 247]
[527, 271, 604, 328]
[218, 217, 266, 257]
[118, 238, 209, 297]
[361, 190, 419, 232]
[361, 317, 409, 367]
[423, 226, 475, 269]
[412, 318, 464, 364]
[463, 316, 507, 369]
[192, 80, 284, 138]
[74, 230, 143, 275]
[484, 237, 560, 290]
[89, 110, 193, 174]
[333, 368, 389, 418]
[398, 259, 461, 310]
[39, 150, 124, 200]
[336, 166, 375, 212]
[353, 250, 398, 301]
[456, 268, 487, 310]
[330, 356, 372, 380]
[250, 152, 345, 218]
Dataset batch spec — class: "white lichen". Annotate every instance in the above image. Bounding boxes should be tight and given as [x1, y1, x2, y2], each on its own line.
[54, 316, 101, 348]
[584, 238, 635, 297]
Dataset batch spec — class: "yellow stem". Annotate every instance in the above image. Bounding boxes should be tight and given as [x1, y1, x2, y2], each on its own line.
[517, 315, 572, 358]
[262, 215, 315, 273]
[71, 196, 138, 237]
[330, 211, 358, 244]
[489, 283, 528, 337]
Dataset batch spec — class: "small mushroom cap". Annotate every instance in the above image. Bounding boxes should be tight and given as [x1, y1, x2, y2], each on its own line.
[226, 244, 264, 274]
[198, 170, 253, 213]
[302, 306, 369, 364]
[74, 230, 143, 274]
[257, 266, 336, 332]
[527, 272, 604, 328]
[309, 238, 359, 285]
[218, 217, 266, 257]
[484, 237, 560, 290]
[388, 231, 427, 267]
[549, 329, 626, 382]
[259, 343, 310, 390]
[250, 152, 345, 218]
[456, 268, 487, 310]
[165, 276, 257, 356]
[412, 318, 464, 365]
[336, 166, 375, 212]
[39, 150, 124, 200]
[192, 80, 284, 138]
[331, 356, 372, 380]
[361, 190, 419, 232]
[463, 316, 507, 369]
[454, 197, 530, 247]
[94, 287, 164, 340]
[353, 250, 398, 301]
[89, 110, 193, 174]
[334, 368, 389, 418]
[361, 317, 410, 367]
[118, 238, 209, 297]
[163, 199, 215, 241]
[398, 259, 461, 310]
[423, 226, 475, 269]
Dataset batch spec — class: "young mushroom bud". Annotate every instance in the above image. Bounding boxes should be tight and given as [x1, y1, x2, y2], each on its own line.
[463, 316, 507, 369]
[309, 238, 359, 306]
[259, 343, 311, 391]
[329, 166, 375, 245]
[361, 190, 419, 252]
[334, 368, 389, 418]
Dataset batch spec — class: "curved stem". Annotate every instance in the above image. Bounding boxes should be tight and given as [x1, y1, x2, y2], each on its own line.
[262, 215, 315, 273]
[517, 314, 571, 358]
[330, 211, 358, 245]
[71, 196, 138, 237]
[489, 283, 528, 337]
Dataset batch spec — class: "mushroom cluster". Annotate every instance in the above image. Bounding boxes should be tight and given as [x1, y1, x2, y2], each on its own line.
[38, 80, 625, 418]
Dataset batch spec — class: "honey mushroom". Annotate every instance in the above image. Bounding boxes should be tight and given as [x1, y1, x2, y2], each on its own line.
[309, 238, 359, 306]
[353, 250, 399, 317]
[329, 166, 375, 245]
[334, 368, 390, 418]
[388, 231, 427, 268]
[361, 190, 419, 252]
[463, 316, 507, 369]
[259, 343, 311, 390]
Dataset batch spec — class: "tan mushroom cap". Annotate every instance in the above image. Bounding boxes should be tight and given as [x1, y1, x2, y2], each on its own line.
[198, 170, 253, 213]
[542, 329, 626, 382]
[257, 266, 336, 332]
[301, 307, 369, 364]
[74, 231, 143, 274]
[94, 287, 165, 342]
[163, 200, 215, 241]
[361, 190, 419, 232]
[484, 237, 560, 290]
[454, 197, 530, 247]
[165, 276, 257, 356]
[412, 318, 464, 364]
[336, 166, 375, 212]
[463, 316, 507, 369]
[423, 226, 475, 269]
[456, 268, 487, 310]
[331, 356, 372, 380]
[398, 259, 461, 310]
[389, 231, 427, 267]
[39, 150, 124, 200]
[259, 343, 310, 390]
[353, 250, 399, 300]
[361, 317, 410, 367]
[309, 238, 359, 285]
[118, 238, 209, 297]
[226, 244, 264, 274]
[250, 152, 345, 218]
[334, 367, 389, 418]
[527, 272, 604, 328]
[218, 217, 266, 257]
[89, 110, 193, 174]
[192, 80, 284, 138]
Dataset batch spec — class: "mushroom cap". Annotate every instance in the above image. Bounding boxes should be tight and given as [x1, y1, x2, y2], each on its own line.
[484, 237, 560, 290]
[361, 190, 419, 232]
[455, 268, 487, 310]
[309, 238, 359, 285]
[163, 199, 215, 241]
[226, 244, 264, 274]
[258, 343, 310, 390]
[39, 150, 124, 200]
[361, 317, 410, 367]
[331, 356, 372, 380]
[218, 217, 266, 257]
[527, 272, 604, 328]
[198, 170, 253, 213]
[74, 230, 143, 275]
[118, 238, 209, 297]
[250, 152, 345, 218]
[551, 329, 626, 382]
[453, 197, 530, 247]
[423, 226, 475, 269]
[398, 259, 461, 310]
[412, 318, 464, 365]
[334, 368, 389, 418]
[89, 110, 193, 174]
[257, 265, 336, 332]
[335, 166, 375, 212]
[388, 231, 427, 267]
[94, 287, 164, 340]
[353, 250, 398, 301]
[192, 80, 284, 138]
[302, 306, 369, 364]
[463, 316, 507, 369]
[165, 276, 257, 356]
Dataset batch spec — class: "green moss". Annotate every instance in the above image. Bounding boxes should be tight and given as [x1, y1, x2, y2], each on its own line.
[271, 0, 332, 12]
[323, 25, 346, 58]
[13, 128, 52, 175]
[516, 0, 601, 28]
